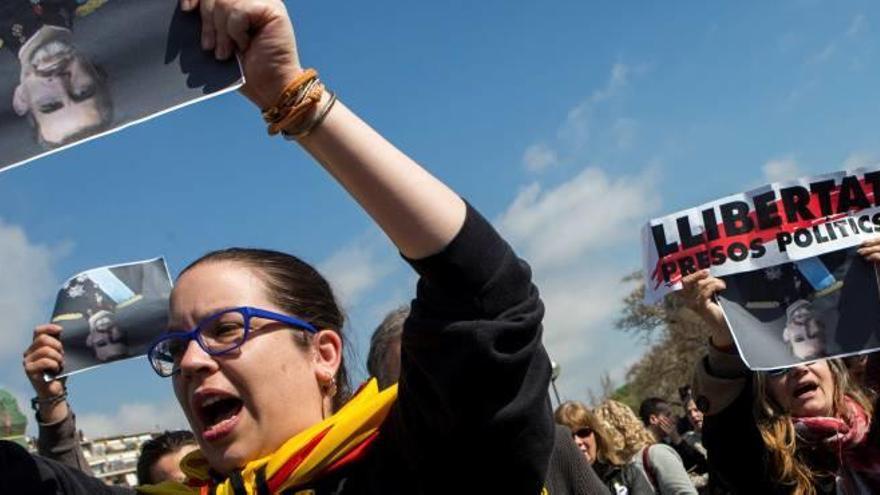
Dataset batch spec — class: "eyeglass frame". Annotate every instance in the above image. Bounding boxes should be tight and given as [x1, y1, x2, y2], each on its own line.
[147, 306, 318, 378]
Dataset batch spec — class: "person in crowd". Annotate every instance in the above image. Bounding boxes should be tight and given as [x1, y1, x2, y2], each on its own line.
[556, 400, 654, 495]
[136, 431, 198, 485]
[684, 263, 880, 494]
[23, 324, 198, 485]
[638, 398, 708, 481]
[0, 0, 555, 493]
[366, 305, 408, 390]
[369, 307, 610, 494]
[594, 400, 697, 495]
[679, 394, 705, 457]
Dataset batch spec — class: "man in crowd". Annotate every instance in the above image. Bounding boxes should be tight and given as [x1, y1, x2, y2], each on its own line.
[1, 0, 113, 148]
[639, 397, 709, 478]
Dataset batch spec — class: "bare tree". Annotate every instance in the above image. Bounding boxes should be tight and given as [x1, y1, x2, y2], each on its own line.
[614, 272, 714, 406]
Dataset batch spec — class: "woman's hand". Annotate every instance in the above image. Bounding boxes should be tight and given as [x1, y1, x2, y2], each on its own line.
[22, 324, 68, 422]
[858, 237, 880, 264]
[680, 270, 734, 349]
[182, 0, 302, 110]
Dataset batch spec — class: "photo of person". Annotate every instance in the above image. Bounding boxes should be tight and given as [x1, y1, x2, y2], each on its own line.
[1, 0, 113, 149]
[716, 246, 880, 369]
[782, 299, 826, 360]
[50, 257, 172, 377]
[0, 0, 241, 172]
[85, 309, 128, 362]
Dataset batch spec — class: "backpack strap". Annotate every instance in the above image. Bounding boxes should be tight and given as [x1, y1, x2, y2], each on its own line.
[642, 445, 658, 490]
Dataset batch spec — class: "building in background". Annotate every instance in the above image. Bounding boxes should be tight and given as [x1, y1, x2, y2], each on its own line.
[81, 431, 155, 487]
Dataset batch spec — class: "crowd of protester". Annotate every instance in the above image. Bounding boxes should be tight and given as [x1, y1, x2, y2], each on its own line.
[3, 0, 880, 494]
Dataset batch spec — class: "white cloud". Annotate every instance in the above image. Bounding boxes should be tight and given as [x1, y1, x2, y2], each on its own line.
[847, 14, 867, 37]
[498, 166, 661, 272]
[523, 143, 559, 172]
[496, 165, 661, 401]
[842, 151, 879, 169]
[318, 236, 397, 309]
[0, 220, 59, 363]
[762, 157, 802, 183]
[523, 62, 647, 173]
[591, 63, 630, 103]
[77, 401, 189, 438]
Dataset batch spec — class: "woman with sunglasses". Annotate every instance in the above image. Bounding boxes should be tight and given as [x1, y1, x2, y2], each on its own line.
[555, 401, 655, 494]
[0, 0, 554, 493]
[684, 263, 880, 495]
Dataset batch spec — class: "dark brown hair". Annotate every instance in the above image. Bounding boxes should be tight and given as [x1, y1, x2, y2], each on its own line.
[136, 430, 196, 485]
[181, 248, 351, 411]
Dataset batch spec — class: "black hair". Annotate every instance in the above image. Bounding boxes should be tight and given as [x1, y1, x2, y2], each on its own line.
[136, 430, 196, 485]
[638, 397, 671, 425]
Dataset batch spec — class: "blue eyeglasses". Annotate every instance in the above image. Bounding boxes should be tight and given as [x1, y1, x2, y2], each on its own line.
[147, 306, 318, 377]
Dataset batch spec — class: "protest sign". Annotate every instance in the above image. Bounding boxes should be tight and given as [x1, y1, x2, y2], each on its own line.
[642, 166, 880, 369]
[50, 257, 171, 378]
[0, 0, 242, 173]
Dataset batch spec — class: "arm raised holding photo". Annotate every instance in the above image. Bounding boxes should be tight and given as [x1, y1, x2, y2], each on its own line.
[183, 0, 466, 258]
[183, 1, 550, 492]
[22, 324, 93, 475]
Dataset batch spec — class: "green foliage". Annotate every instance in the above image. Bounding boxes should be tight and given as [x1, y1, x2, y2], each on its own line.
[0, 389, 27, 439]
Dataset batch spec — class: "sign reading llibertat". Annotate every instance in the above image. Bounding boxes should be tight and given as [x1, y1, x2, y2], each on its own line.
[0, 0, 242, 172]
[642, 166, 880, 369]
[50, 257, 172, 378]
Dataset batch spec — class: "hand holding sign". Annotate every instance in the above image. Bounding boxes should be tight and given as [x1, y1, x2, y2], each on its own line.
[182, 0, 302, 110]
[857, 237, 880, 264]
[680, 270, 733, 348]
[22, 324, 68, 423]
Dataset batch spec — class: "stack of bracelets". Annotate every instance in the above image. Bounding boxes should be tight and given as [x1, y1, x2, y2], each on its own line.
[262, 68, 338, 139]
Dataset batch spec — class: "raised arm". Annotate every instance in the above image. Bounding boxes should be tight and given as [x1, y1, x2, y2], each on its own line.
[22, 324, 92, 474]
[184, 0, 465, 259]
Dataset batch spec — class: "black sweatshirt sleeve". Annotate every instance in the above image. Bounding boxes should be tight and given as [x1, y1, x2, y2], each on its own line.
[0, 440, 132, 495]
[390, 203, 554, 494]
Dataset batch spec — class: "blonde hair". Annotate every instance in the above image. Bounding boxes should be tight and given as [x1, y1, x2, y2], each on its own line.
[593, 399, 656, 461]
[753, 358, 874, 495]
[554, 401, 625, 466]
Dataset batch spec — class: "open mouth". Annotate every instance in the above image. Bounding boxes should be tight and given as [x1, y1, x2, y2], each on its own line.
[195, 393, 244, 442]
[793, 382, 819, 400]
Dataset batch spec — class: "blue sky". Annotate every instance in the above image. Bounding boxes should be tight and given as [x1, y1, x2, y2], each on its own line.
[2, 0, 880, 436]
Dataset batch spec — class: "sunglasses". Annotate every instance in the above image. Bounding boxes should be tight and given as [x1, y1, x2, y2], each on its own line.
[573, 427, 594, 439]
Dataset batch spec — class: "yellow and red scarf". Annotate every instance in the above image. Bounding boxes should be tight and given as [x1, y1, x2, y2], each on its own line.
[138, 380, 397, 495]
